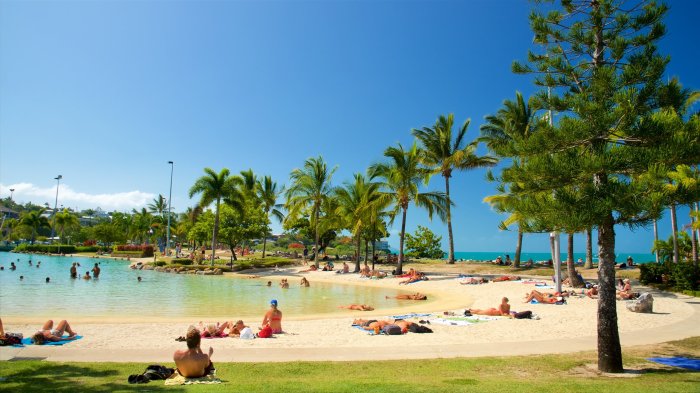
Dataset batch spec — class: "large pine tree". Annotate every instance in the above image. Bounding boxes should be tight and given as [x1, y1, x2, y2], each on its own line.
[506, 0, 700, 372]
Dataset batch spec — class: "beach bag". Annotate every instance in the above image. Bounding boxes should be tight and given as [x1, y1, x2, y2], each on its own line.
[382, 324, 402, 335]
[409, 324, 433, 334]
[0, 333, 23, 346]
[514, 311, 532, 319]
[239, 327, 255, 340]
[257, 325, 272, 338]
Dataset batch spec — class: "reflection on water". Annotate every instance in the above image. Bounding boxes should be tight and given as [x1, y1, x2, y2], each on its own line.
[0, 252, 405, 319]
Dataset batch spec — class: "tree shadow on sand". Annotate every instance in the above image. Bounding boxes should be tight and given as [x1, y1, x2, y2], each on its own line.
[0, 362, 185, 393]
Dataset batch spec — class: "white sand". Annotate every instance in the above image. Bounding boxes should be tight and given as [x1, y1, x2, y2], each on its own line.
[1, 266, 698, 362]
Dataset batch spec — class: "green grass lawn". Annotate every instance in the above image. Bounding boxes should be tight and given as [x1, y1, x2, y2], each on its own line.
[2, 338, 698, 392]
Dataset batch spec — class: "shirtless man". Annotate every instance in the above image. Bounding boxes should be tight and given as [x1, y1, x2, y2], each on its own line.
[469, 297, 511, 316]
[524, 290, 565, 304]
[70, 263, 77, 279]
[173, 327, 214, 378]
[492, 275, 520, 282]
[460, 276, 487, 285]
[92, 263, 101, 279]
[386, 292, 427, 300]
[339, 304, 375, 311]
[31, 319, 78, 344]
[353, 318, 392, 332]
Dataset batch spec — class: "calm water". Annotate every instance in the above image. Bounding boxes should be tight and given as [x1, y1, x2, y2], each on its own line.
[0, 252, 407, 320]
[451, 251, 656, 264]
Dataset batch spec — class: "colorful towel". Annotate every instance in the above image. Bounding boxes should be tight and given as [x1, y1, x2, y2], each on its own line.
[647, 357, 700, 371]
[390, 313, 432, 320]
[20, 335, 83, 346]
[164, 371, 222, 385]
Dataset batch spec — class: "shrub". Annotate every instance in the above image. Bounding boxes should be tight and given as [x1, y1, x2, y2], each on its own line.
[13, 244, 76, 254]
[639, 262, 699, 291]
[171, 258, 193, 266]
[288, 242, 304, 249]
[153, 260, 167, 267]
[112, 244, 155, 258]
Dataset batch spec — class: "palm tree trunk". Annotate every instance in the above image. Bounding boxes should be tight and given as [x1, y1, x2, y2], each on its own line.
[585, 228, 593, 269]
[514, 226, 522, 268]
[314, 204, 320, 268]
[597, 211, 622, 373]
[566, 233, 583, 287]
[445, 176, 455, 264]
[397, 207, 407, 275]
[262, 223, 268, 259]
[355, 236, 362, 273]
[671, 203, 679, 264]
[211, 198, 220, 266]
[371, 240, 376, 271]
[364, 239, 369, 266]
[653, 219, 660, 263]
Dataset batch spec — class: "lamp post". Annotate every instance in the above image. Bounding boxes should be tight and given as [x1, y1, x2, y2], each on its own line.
[9, 188, 15, 201]
[166, 161, 174, 257]
[50, 175, 62, 245]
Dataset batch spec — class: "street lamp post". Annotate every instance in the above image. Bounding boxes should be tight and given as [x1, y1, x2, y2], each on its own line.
[50, 175, 62, 246]
[9, 188, 15, 201]
[166, 161, 174, 257]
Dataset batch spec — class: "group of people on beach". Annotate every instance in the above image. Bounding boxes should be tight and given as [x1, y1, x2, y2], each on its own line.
[0, 317, 78, 346]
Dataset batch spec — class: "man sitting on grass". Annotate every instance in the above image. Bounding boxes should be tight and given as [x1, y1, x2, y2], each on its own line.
[173, 327, 214, 378]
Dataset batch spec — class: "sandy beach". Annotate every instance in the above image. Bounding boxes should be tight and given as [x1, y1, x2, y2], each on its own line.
[1, 264, 698, 362]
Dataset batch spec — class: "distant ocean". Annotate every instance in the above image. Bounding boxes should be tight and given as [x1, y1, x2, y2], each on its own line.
[448, 251, 656, 264]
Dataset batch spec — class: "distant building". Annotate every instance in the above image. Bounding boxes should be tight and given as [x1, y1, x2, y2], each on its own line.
[375, 240, 390, 252]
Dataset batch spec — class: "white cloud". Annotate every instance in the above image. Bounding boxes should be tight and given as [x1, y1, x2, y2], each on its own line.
[1, 183, 155, 212]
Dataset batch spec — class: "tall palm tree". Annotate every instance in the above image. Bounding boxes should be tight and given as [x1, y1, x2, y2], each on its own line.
[483, 189, 527, 267]
[20, 209, 51, 244]
[54, 209, 80, 243]
[148, 194, 168, 219]
[189, 168, 240, 265]
[256, 175, 285, 258]
[369, 143, 448, 275]
[285, 156, 336, 267]
[413, 114, 497, 263]
[335, 173, 383, 272]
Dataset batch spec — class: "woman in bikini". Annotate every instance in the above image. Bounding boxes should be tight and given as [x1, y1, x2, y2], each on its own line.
[339, 304, 375, 311]
[31, 319, 78, 344]
[469, 297, 511, 316]
[261, 299, 283, 334]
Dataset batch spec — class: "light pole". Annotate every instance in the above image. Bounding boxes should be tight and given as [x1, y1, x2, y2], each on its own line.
[50, 175, 62, 245]
[166, 161, 174, 257]
[9, 188, 15, 201]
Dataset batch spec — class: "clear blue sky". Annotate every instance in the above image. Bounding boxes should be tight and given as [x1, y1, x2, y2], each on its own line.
[1, 1, 698, 254]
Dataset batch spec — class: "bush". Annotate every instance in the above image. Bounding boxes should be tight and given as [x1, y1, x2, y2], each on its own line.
[288, 242, 304, 249]
[13, 244, 76, 254]
[112, 244, 155, 258]
[170, 258, 193, 266]
[153, 260, 167, 267]
[639, 262, 699, 291]
[74, 246, 111, 253]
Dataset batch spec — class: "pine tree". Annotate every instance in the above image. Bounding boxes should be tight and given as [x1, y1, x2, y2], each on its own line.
[507, 0, 700, 372]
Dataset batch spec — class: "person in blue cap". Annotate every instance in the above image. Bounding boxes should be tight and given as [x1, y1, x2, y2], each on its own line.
[261, 299, 283, 334]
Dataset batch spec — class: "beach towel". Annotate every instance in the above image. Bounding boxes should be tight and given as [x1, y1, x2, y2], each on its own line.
[429, 315, 498, 326]
[20, 335, 83, 346]
[351, 324, 376, 335]
[647, 357, 700, 371]
[429, 318, 475, 326]
[164, 370, 222, 385]
[390, 313, 432, 320]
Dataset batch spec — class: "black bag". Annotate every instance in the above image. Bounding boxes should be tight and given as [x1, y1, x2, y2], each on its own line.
[128, 364, 174, 384]
[409, 324, 433, 333]
[514, 311, 532, 319]
[0, 333, 23, 346]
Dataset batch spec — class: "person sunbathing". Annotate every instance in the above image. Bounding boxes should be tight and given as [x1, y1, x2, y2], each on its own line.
[370, 270, 387, 278]
[353, 318, 392, 332]
[585, 285, 599, 299]
[339, 304, 375, 311]
[31, 319, 78, 344]
[198, 322, 231, 338]
[359, 263, 371, 277]
[492, 275, 520, 282]
[469, 297, 511, 316]
[386, 292, 427, 300]
[300, 265, 318, 272]
[399, 272, 427, 285]
[617, 279, 635, 299]
[524, 290, 563, 304]
[397, 268, 416, 278]
[460, 276, 487, 285]
[173, 327, 214, 378]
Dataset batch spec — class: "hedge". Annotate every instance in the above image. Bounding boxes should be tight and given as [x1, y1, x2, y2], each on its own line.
[112, 244, 155, 258]
[639, 262, 699, 291]
[170, 258, 193, 265]
[75, 246, 111, 253]
[14, 244, 76, 254]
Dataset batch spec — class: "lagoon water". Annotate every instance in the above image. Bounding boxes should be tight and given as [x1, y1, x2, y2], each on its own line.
[0, 252, 406, 320]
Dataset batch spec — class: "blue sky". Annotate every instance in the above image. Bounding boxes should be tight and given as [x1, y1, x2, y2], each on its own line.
[1, 1, 698, 254]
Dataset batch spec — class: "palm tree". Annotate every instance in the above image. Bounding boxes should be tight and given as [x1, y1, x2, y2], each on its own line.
[413, 114, 497, 263]
[335, 173, 383, 272]
[189, 168, 241, 265]
[256, 176, 285, 258]
[369, 143, 448, 275]
[20, 209, 51, 244]
[285, 156, 337, 267]
[148, 194, 168, 219]
[131, 208, 155, 244]
[54, 209, 80, 243]
[483, 189, 527, 267]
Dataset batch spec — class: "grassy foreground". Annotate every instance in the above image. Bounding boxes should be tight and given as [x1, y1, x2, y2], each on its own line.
[1, 338, 698, 393]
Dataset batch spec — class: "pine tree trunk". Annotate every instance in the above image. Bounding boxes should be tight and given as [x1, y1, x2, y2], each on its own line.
[397, 207, 407, 275]
[597, 212, 623, 373]
[445, 176, 455, 264]
[567, 233, 583, 287]
[585, 228, 593, 269]
[690, 206, 698, 266]
[514, 227, 522, 268]
[211, 198, 220, 266]
[670, 203, 679, 264]
[653, 219, 660, 263]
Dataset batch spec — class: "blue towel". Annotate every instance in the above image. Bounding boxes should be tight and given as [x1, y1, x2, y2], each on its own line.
[647, 357, 700, 371]
[390, 313, 432, 320]
[530, 299, 539, 304]
[20, 335, 83, 346]
[351, 325, 375, 335]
